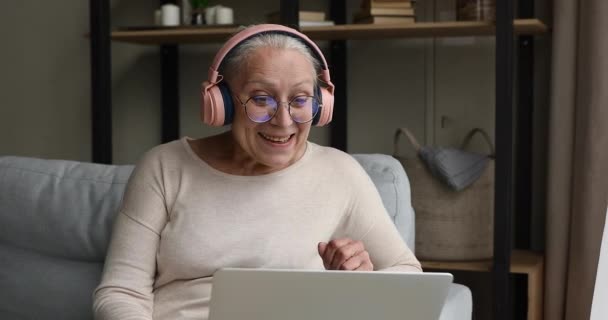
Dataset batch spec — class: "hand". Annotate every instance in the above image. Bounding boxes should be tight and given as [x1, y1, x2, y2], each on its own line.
[317, 238, 374, 271]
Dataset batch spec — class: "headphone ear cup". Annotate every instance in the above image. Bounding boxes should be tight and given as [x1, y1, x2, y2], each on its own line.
[314, 87, 334, 127]
[201, 81, 225, 126]
[201, 81, 235, 126]
[312, 85, 322, 126]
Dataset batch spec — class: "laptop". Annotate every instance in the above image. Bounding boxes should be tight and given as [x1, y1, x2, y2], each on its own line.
[208, 268, 453, 320]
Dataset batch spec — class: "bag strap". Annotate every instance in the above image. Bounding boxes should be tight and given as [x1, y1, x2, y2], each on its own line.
[460, 128, 495, 157]
[393, 128, 422, 156]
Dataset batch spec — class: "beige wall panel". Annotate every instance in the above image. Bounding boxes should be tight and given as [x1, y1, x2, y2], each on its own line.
[0, 1, 91, 161]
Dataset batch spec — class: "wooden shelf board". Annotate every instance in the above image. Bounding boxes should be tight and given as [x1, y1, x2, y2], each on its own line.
[111, 19, 548, 45]
[420, 249, 544, 274]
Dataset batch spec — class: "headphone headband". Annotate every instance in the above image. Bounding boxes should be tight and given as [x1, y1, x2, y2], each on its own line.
[207, 24, 332, 84]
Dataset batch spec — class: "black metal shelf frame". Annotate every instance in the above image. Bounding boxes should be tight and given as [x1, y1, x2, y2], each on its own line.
[89, 0, 112, 164]
[494, 0, 515, 318]
[89, 1, 537, 319]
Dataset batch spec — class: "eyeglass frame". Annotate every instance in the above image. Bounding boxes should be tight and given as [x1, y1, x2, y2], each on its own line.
[234, 94, 323, 124]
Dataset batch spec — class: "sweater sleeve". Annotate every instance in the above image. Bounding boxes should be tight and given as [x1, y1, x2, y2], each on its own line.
[93, 152, 169, 319]
[338, 157, 422, 273]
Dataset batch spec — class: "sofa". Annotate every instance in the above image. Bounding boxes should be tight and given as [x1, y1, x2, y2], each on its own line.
[0, 154, 472, 320]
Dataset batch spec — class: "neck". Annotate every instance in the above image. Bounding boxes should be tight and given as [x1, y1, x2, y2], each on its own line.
[196, 132, 301, 176]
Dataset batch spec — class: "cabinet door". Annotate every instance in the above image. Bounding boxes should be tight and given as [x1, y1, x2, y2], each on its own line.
[433, 37, 495, 152]
[347, 39, 427, 155]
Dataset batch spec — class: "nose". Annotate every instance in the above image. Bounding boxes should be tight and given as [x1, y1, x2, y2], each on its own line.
[270, 101, 293, 126]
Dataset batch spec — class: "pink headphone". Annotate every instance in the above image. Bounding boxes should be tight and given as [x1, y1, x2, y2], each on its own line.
[200, 24, 335, 126]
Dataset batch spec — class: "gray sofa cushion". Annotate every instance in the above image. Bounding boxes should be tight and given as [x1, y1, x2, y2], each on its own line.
[352, 154, 415, 250]
[0, 156, 133, 261]
[0, 242, 103, 320]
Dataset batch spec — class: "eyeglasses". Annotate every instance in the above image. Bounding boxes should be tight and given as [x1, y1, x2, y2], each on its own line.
[235, 95, 321, 124]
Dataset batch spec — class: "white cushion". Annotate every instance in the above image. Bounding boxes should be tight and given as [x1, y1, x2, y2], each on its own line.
[440, 284, 473, 320]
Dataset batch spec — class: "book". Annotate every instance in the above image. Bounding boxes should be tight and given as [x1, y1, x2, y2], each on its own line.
[361, 0, 413, 9]
[354, 15, 415, 24]
[266, 10, 326, 22]
[299, 20, 335, 27]
[354, 10, 415, 21]
[365, 7, 415, 16]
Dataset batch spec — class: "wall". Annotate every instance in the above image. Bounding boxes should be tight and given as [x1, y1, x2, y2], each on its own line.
[0, 0, 498, 164]
[0, 1, 92, 160]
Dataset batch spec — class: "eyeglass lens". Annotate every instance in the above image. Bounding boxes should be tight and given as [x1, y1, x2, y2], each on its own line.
[245, 95, 320, 123]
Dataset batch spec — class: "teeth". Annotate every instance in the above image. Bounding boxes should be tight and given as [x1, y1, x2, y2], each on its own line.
[260, 133, 292, 143]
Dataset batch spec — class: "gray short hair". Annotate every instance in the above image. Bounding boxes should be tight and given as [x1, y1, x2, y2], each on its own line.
[220, 30, 322, 86]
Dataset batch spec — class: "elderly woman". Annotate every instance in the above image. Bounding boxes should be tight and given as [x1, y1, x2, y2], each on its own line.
[93, 24, 421, 320]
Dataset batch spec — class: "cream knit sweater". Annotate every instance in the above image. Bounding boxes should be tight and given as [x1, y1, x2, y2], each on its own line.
[93, 137, 421, 320]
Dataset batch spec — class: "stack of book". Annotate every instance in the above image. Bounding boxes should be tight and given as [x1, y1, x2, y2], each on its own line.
[354, 0, 416, 24]
[266, 10, 335, 27]
[457, 0, 495, 21]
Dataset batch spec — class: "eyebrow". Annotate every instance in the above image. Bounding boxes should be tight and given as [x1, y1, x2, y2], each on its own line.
[243, 79, 314, 89]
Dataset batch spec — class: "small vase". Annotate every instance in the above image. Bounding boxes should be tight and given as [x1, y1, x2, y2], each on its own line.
[191, 8, 205, 25]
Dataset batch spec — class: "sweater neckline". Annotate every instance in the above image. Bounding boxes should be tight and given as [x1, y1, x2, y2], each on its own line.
[180, 136, 314, 180]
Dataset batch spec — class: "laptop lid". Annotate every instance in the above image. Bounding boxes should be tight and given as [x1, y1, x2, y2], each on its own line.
[209, 268, 453, 320]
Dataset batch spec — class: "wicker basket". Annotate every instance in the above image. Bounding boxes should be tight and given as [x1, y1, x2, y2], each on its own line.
[393, 128, 494, 261]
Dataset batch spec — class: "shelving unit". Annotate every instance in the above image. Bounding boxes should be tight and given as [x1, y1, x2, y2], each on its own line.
[111, 19, 547, 44]
[421, 250, 545, 320]
[89, 1, 549, 319]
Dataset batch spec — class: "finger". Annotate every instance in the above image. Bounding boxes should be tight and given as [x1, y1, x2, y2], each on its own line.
[354, 251, 373, 271]
[318, 242, 327, 256]
[317, 242, 328, 268]
[355, 259, 374, 271]
[341, 250, 372, 271]
[330, 240, 365, 270]
[340, 253, 364, 271]
[324, 238, 352, 270]
[322, 238, 352, 270]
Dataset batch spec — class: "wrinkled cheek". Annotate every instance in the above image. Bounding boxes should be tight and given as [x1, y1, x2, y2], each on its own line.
[297, 125, 311, 141]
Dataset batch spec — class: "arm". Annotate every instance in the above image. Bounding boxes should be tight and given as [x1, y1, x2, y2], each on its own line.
[93, 155, 169, 319]
[321, 157, 421, 272]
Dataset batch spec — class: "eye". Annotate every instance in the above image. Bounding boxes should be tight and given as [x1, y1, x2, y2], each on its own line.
[250, 95, 274, 107]
[291, 96, 311, 108]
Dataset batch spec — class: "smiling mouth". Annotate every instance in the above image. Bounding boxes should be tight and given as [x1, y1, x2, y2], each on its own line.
[259, 133, 295, 144]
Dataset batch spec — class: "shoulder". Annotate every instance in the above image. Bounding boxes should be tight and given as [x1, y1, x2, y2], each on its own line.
[307, 142, 368, 178]
[138, 139, 185, 164]
[136, 138, 190, 168]
[309, 142, 357, 164]
[130, 138, 190, 183]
